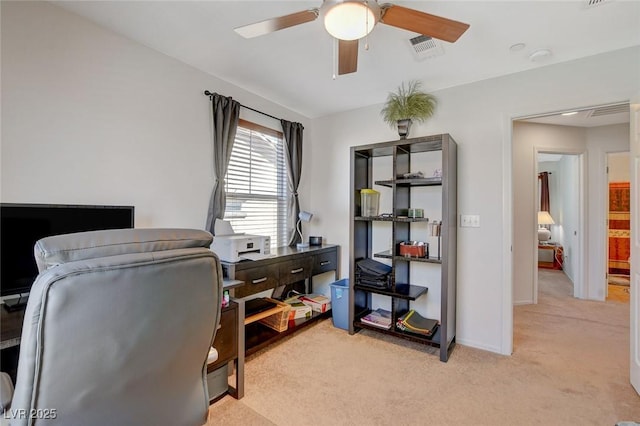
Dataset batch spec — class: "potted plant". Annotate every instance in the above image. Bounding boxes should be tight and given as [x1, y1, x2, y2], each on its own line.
[380, 80, 437, 139]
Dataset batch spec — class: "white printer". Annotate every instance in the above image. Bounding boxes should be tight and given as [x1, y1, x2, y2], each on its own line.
[210, 233, 271, 263]
[210, 219, 271, 263]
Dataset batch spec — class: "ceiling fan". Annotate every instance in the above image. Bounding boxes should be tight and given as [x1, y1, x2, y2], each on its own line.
[234, 0, 470, 75]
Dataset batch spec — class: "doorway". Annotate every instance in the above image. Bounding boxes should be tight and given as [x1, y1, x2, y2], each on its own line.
[605, 151, 631, 303]
[512, 102, 630, 306]
[536, 152, 581, 300]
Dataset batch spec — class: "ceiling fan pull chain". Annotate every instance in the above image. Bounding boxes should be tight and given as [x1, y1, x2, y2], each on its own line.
[332, 37, 337, 80]
[364, 1, 370, 50]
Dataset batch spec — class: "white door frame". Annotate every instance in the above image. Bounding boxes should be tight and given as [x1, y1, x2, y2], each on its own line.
[629, 95, 640, 394]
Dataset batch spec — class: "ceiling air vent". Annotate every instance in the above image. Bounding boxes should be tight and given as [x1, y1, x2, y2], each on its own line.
[408, 35, 444, 61]
[584, 0, 614, 8]
[589, 103, 629, 117]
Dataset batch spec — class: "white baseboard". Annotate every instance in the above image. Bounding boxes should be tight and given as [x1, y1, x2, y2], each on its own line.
[456, 337, 506, 355]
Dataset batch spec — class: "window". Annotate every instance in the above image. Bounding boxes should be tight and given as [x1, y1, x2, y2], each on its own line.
[224, 119, 288, 248]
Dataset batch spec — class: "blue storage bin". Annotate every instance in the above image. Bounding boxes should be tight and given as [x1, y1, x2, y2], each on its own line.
[330, 279, 349, 330]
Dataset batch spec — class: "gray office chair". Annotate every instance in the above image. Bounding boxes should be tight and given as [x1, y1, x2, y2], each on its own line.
[3, 228, 222, 426]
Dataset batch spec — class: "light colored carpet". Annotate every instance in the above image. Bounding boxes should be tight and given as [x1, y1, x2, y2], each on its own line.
[207, 269, 639, 425]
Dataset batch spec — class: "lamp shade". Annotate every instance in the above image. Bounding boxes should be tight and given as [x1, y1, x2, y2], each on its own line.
[537, 211, 555, 225]
[323, 1, 376, 40]
[299, 211, 313, 222]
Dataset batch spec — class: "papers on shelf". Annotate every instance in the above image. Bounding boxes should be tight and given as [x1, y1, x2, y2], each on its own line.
[239, 252, 275, 261]
[396, 310, 438, 336]
[214, 219, 236, 236]
[360, 308, 392, 329]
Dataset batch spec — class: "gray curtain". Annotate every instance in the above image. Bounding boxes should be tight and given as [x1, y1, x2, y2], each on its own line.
[539, 172, 550, 212]
[205, 93, 240, 235]
[281, 120, 304, 246]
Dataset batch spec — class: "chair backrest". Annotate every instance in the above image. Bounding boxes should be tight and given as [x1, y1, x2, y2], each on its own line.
[10, 228, 222, 426]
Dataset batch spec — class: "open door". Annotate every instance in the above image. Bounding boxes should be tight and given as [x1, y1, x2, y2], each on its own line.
[630, 95, 640, 394]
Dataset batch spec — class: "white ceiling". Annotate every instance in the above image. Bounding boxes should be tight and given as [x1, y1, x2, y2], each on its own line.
[53, 0, 640, 119]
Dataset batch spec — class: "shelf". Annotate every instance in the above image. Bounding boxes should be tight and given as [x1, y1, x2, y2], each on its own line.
[375, 177, 442, 187]
[245, 310, 330, 357]
[352, 135, 446, 158]
[354, 317, 442, 348]
[244, 303, 285, 325]
[374, 250, 442, 264]
[354, 283, 428, 300]
[354, 216, 430, 223]
[350, 134, 456, 362]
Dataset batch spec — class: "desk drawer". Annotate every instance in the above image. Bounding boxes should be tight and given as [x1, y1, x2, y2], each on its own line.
[313, 250, 337, 275]
[233, 264, 280, 298]
[279, 257, 313, 286]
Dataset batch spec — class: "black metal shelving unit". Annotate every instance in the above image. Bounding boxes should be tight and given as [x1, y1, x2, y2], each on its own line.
[349, 134, 457, 362]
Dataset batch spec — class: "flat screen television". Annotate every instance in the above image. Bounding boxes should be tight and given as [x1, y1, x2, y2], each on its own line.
[1, 203, 134, 309]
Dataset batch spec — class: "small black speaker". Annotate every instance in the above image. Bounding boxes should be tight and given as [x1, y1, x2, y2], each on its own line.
[309, 236, 323, 246]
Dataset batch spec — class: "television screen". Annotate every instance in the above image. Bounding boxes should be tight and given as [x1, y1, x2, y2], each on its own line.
[0, 203, 134, 298]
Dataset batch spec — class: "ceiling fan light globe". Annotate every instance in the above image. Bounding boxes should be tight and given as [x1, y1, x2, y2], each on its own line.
[324, 2, 375, 41]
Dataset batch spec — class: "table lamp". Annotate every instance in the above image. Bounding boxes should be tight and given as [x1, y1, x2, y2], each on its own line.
[537, 211, 555, 244]
[296, 211, 313, 249]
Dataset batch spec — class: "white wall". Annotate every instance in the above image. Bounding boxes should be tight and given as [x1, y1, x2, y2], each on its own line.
[558, 154, 580, 283]
[608, 152, 631, 182]
[310, 48, 640, 354]
[3, 2, 639, 356]
[0, 1, 311, 229]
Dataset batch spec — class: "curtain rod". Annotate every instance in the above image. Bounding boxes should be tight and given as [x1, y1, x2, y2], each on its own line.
[204, 90, 281, 122]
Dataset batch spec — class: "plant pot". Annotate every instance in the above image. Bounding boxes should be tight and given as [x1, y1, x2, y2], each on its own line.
[397, 119, 412, 139]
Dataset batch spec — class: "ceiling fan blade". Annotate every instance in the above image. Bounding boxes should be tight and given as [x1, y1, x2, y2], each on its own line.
[381, 5, 469, 43]
[234, 9, 319, 38]
[338, 39, 358, 75]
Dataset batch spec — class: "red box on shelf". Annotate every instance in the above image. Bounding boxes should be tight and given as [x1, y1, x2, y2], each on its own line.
[398, 241, 428, 258]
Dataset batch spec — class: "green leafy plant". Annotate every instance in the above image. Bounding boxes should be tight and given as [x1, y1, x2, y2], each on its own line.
[380, 80, 437, 128]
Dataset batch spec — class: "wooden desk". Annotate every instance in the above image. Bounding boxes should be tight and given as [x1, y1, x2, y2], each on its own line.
[207, 300, 244, 401]
[538, 243, 563, 270]
[222, 244, 339, 299]
[1, 306, 25, 350]
[221, 244, 339, 355]
[1, 306, 25, 383]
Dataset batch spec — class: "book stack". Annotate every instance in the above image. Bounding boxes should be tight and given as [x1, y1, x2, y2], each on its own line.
[360, 308, 392, 330]
[396, 310, 438, 337]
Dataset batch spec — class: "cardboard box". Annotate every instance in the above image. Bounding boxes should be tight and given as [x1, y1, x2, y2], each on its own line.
[299, 294, 331, 313]
[287, 301, 312, 320]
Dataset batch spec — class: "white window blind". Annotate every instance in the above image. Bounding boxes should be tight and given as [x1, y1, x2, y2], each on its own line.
[224, 119, 288, 248]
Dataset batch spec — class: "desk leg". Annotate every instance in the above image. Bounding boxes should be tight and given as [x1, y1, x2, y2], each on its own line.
[229, 298, 244, 399]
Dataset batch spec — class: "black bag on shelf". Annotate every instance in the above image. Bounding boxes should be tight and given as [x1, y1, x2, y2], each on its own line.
[356, 258, 392, 289]
[356, 273, 392, 289]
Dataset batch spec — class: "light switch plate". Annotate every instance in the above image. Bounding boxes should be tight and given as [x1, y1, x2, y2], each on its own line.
[460, 214, 480, 228]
